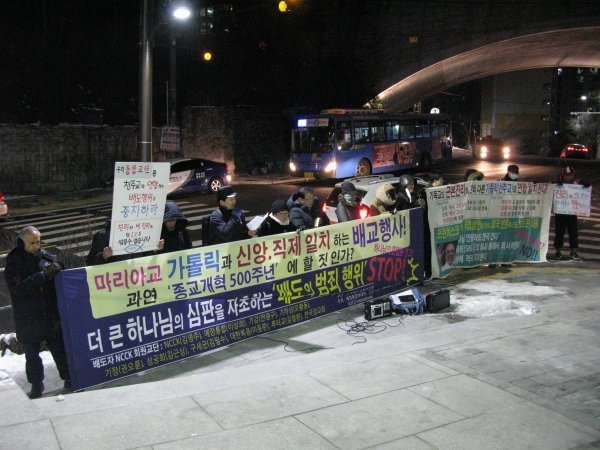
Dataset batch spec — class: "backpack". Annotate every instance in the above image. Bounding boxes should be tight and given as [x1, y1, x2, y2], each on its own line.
[201, 215, 212, 247]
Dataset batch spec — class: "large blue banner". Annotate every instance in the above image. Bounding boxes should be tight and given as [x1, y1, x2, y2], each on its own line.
[55, 208, 424, 391]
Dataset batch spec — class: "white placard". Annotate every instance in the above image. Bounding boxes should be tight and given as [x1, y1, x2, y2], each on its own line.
[109, 162, 170, 256]
[552, 184, 592, 217]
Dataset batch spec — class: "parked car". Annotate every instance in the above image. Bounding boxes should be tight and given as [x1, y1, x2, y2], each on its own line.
[0, 191, 7, 218]
[167, 158, 231, 195]
[323, 174, 427, 224]
[560, 143, 592, 160]
[473, 136, 510, 160]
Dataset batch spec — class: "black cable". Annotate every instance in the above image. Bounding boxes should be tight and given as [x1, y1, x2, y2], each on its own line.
[256, 336, 334, 353]
[336, 316, 406, 344]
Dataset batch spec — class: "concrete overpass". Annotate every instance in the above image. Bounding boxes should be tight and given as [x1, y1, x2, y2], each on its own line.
[358, 2, 600, 112]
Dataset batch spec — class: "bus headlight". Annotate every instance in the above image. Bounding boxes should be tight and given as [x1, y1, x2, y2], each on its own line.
[481, 146, 487, 157]
[289, 162, 297, 172]
[324, 159, 337, 172]
[503, 147, 510, 158]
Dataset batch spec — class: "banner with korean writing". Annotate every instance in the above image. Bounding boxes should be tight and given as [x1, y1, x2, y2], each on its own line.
[55, 208, 424, 391]
[160, 126, 181, 152]
[109, 162, 170, 256]
[426, 181, 554, 278]
[552, 183, 592, 217]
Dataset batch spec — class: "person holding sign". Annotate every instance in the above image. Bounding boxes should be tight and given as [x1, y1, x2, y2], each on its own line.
[209, 185, 256, 244]
[4, 226, 71, 399]
[553, 166, 584, 260]
[158, 202, 193, 254]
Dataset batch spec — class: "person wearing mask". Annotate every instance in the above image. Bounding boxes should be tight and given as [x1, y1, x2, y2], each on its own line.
[209, 185, 256, 244]
[370, 183, 397, 217]
[257, 199, 297, 237]
[289, 187, 318, 231]
[553, 166, 585, 260]
[4, 226, 70, 399]
[336, 181, 362, 223]
[158, 202, 193, 254]
[86, 219, 164, 265]
[502, 164, 519, 181]
[416, 170, 445, 278]
[394, 174, 417, 212]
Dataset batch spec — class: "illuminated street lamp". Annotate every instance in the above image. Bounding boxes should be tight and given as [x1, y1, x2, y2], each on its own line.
[138, 0, 192, 162]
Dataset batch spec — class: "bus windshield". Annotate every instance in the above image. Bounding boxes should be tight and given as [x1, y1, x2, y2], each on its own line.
[292, 119, 334, 154]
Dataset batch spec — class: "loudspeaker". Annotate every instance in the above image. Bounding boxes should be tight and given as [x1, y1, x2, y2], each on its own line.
[364, 299, 393, 320]
[425, 289, 450, 313]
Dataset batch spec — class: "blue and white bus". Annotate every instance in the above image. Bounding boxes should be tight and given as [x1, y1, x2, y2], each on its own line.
[289, 109, 452, 179]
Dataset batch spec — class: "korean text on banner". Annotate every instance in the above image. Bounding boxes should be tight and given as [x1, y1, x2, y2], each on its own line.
[55, 208, 424, 391]
[426, 181, 554, 278]
[552, 183, 592, 217]
[109, 162, 170, 256]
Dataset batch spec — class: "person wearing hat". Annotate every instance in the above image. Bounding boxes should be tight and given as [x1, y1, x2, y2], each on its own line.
[394, 174, 417, 212]
[466, 169, 484, 182]
[553, 166, 582, 260]
[257, 200, 297, 237]
[502, 165, 519, 181]
[370, 183, 397, 217]
[336, 181, 362, 223]
[157, 202, 193, 254]
[209, 185, 256, 245]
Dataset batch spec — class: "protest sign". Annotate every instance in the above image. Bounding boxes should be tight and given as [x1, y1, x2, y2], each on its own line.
[109, 162, 170, 256]
[552, 183, 592, 217]
[426, 181, 554, 278]
[56, 208, 424, 390]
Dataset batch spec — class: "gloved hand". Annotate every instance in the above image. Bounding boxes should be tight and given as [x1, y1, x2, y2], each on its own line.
[43, 262, 61, 280]
[231, 208, 243, 222]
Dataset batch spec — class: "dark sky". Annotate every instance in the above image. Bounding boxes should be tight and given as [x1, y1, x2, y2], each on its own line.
[0, 0, 375, 126]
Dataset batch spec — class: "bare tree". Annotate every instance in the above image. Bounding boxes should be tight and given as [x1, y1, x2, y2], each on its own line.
[567, 113, 600, 159]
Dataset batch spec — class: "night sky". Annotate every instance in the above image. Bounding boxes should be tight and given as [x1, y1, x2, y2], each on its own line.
[0, 0, 378, 126]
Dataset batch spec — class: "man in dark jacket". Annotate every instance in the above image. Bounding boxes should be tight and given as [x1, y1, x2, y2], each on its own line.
[158, 202, 193, 254]
[394, 174, 417, 212]
[4, 226, 70, 399]
[209, 185, 256, 244]
[336, 181, 363, 223]
[86, 219, 164, 265]
[257, 199, 297, 237]
[289, 187, 317, 231]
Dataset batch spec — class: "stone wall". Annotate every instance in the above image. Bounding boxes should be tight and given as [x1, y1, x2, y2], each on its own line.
[0, 106, 288, 195]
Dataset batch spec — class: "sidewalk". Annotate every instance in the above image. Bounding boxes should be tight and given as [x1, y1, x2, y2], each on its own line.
[1, 262, 599, 449]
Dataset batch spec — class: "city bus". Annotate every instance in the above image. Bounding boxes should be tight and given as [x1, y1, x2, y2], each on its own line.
[289, 109, 452, 179]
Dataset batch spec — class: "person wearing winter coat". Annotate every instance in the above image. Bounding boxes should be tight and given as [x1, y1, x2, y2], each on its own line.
[257, 200, 297, 237]
[86, 219, 164, 265]
[465, 169, 484, 182]
[158, 202, 193, 254]
[209, 185, 256, 244]
[553, 166, 587, 260]
[4, 226, 70, 399]
[289, 187, 317, 231]
[370, 183, 397, 217]
[416, 170, 445, 278]
[336, 181, 362, 223]
[394, 174, 417, 212]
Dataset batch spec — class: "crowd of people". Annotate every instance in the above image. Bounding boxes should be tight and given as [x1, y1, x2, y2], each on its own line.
[4, 164, 588, 400]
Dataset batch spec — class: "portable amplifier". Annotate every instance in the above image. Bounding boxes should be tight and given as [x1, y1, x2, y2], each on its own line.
[425, 289, 451, 313]
[364, 299, 393, 320]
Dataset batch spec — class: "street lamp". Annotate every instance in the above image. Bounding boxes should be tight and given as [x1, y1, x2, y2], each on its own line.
[138, 0, 192, 162]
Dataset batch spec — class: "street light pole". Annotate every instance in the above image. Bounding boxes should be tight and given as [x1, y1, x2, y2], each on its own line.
[138, 0, 191, 162]
[169, 33, 178, 127]
[138, 0, 154, 162]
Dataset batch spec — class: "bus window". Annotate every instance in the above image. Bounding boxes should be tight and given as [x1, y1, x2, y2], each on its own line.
[336, 121, 352, 151]
[355, 121, 370, 143]
[400, 120, 414, 139]
[415, 120, 431, 138]
[370, 120, 386, 142]
[385, 120, 400, 141]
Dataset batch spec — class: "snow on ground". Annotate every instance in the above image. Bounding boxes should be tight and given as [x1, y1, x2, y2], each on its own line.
[451, 279, 565, 318]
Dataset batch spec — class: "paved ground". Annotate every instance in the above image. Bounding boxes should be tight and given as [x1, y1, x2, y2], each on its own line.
[1, 261, 599, 449]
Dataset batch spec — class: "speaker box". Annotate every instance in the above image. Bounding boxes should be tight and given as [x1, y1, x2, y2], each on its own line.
[425, 289, 450, 313]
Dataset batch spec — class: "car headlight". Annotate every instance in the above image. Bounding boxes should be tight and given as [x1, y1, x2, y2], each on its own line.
[503, 147, 510, 157]
[289, 162, 297, 171]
